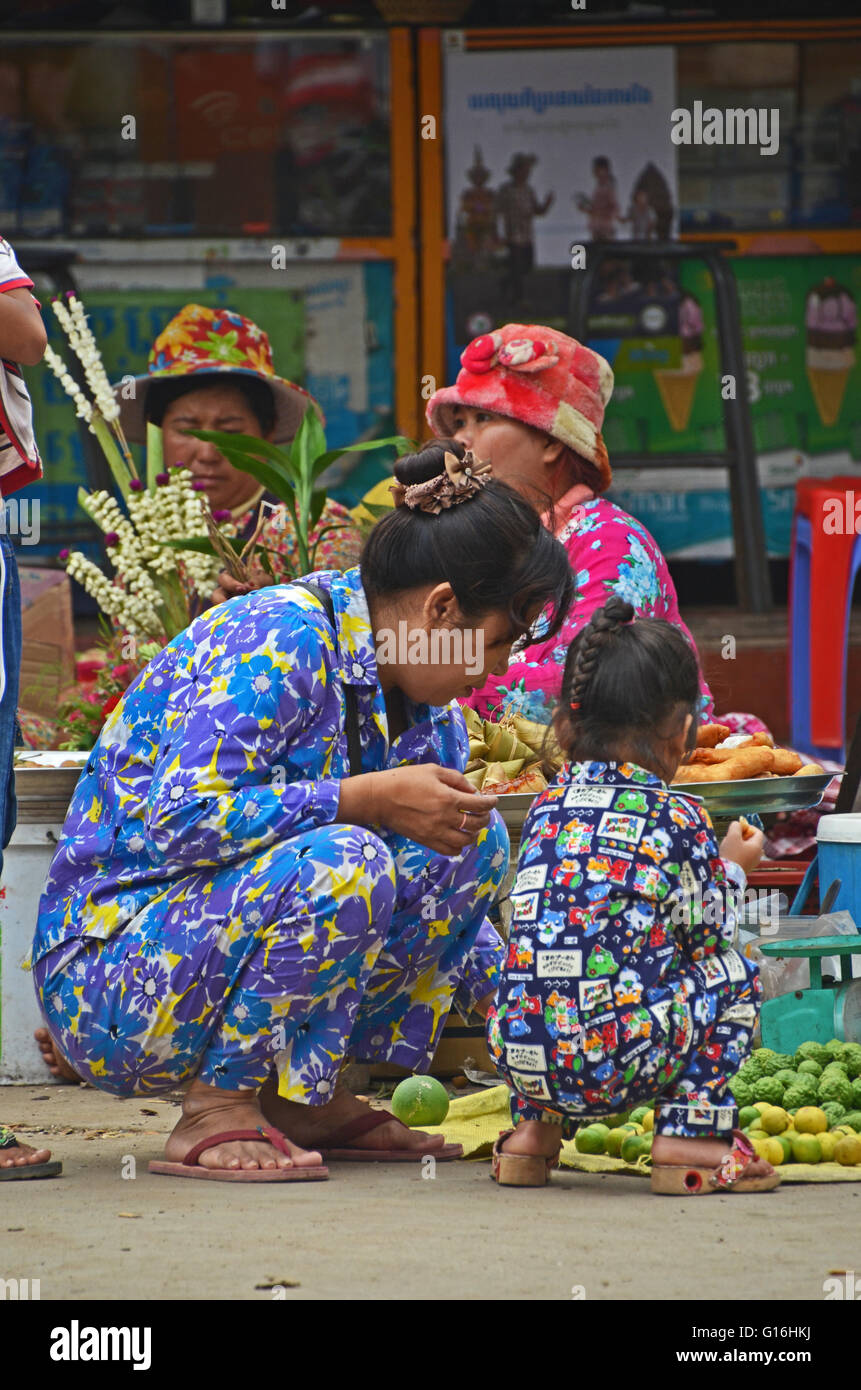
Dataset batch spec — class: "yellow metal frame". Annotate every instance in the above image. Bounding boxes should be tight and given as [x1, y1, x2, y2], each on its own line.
[417, 22, 861, 396]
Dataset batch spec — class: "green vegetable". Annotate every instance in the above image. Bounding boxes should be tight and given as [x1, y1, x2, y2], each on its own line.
[825, 1039, 846, 1062]
[784, 1081, 818, 1110]
[796, 1059, 822, 1079]
[852, 1078, 861, 1109]
[795, 1040, 830, 1069]
[775, 1069, 799, 1088]
[821, 1102, 846, 1128]
[752, 1076, 784, 1106]
[842, 1043, 861, 1080]
[818, 1072, 854, 1108]
[841, 1110, 861, 1133]
[728, 1077, 752, 1107]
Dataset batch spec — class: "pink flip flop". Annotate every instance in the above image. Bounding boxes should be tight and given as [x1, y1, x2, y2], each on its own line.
[148, 1124, 329, 1182]
[317, 1109, 463, 1162]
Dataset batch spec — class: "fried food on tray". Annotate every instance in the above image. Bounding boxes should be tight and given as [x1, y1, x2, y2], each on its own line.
[797, 762, 826, 776]
[673, 746, 774, 783]
[689, 747, 743, 765]
[771, 748, 804, 776]
[696, 723, 731, 748]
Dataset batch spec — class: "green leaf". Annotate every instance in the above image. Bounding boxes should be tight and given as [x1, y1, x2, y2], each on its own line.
[183, 429, 299, 495]
[308, 522, 352, 571]
[184, 429, 298, 475]
[313, 435, 415, 472]
[309, 489, 328, 528]
[91, 415, 134, 499]
[146, 422, 164, 491]
[196, 446, 295, 502]
[258, 548, 276, 579]
[358, 502, 394, 520]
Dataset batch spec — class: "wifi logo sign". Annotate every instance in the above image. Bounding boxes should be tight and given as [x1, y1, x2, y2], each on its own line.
[189, 91, 240, 127]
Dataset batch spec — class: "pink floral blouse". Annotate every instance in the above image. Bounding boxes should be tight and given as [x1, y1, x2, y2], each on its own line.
[464, 486, 715, 724]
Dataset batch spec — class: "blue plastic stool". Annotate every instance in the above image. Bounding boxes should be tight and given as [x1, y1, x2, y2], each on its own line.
[789, 514, 861, 761]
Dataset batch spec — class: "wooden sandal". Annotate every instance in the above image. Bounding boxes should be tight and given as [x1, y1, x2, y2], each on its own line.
[490, 1129, 560, 1188]
[651, 1129, 781, 1196]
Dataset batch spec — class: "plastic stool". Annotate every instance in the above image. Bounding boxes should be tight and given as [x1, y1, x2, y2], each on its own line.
[789, 477, 861, 759]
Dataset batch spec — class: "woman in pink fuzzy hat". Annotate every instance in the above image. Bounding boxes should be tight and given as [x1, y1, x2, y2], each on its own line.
[427, 323, 726, 726]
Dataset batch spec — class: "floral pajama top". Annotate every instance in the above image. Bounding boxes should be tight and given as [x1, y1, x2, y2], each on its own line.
[32, 566, 501, 1015]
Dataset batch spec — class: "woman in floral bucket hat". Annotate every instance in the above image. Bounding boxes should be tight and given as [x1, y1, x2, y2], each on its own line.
[428, 323, 761, 734]
[116, 303, 362, 580]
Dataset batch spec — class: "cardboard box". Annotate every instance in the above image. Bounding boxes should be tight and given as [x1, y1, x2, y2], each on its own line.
[18, 567, 75, 721]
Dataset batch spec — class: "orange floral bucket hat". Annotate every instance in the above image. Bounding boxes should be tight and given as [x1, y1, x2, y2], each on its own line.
[114, 303, 322, 444]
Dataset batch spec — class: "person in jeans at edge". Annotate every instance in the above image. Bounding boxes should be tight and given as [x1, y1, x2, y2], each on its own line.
[0, 235, 60, 1180]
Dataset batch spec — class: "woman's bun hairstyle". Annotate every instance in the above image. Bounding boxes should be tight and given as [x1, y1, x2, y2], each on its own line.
[361, 438, 575, 644]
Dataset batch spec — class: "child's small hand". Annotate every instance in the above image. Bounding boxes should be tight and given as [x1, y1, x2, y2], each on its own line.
[719, 820, 765, 876]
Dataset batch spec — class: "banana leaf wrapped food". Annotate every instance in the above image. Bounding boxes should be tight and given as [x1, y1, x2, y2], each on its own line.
[462, 712, 564, 794]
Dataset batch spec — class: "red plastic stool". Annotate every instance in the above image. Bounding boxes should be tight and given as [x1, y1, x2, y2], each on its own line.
[790, 475, 861, 753]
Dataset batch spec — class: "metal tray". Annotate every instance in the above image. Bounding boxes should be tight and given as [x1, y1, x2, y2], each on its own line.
[496, 772, 835, 832]
[668, 771, 834, 818]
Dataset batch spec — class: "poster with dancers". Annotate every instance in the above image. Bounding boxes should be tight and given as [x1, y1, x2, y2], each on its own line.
[444, 46, 678, 271]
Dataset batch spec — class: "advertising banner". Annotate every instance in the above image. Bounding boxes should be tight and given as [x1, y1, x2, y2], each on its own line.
[445, 45, 678, 271]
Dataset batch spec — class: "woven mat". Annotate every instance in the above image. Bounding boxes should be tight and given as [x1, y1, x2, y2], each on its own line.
[422, 1085, 861, 1183]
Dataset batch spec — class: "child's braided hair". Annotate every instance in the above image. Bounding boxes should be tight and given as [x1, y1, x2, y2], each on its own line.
[558, 595, 700, 768]
[567, 595, 633, 713]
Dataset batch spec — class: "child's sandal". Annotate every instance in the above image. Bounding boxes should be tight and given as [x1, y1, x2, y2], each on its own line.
[650, 1129, 781, 1196]
[490, 1129, 560, 1188]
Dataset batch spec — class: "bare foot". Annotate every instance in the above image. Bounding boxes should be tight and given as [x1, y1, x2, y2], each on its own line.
[652, 1133, 775, 1179]
[0, 1128, 52, 1169]
[165, 1079, 325, 1173]
[34, 1028, 81, 1083]
[499, 1120, 562, 1163]
[260, 1075, 448, 1155]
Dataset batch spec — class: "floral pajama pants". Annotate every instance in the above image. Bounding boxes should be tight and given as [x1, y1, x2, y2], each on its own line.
[33, 816, 508, 1103]
[492, 947, 762, 1140]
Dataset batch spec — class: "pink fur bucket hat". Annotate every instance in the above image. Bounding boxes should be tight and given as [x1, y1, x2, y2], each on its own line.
[426, 324, 615, 492]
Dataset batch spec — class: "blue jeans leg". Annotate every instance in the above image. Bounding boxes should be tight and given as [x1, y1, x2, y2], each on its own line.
[0, 533, 21, 876]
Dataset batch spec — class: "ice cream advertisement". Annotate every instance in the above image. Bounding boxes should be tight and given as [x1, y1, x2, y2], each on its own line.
[604, 256, 861, 559]
[805, 277, 857, 429]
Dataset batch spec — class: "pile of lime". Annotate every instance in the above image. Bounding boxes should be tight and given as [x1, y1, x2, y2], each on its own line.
[574, 1104, 655, 1164]
[729, 1038, 861, 1167]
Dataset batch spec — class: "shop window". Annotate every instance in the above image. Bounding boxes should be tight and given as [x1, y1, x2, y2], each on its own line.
[0, 36, 392, 239]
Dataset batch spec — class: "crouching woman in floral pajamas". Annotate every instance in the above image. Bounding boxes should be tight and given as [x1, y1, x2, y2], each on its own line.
[32, 440, 573, 1181]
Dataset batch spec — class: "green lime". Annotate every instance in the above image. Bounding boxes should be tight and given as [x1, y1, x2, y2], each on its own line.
[774, 1134, 793, 1163]
[574, 1126, 606, 1155]
[604, 1128, 627, 1157]
[620, 1132, 653, 1164]
[738, 1105, 761, 1129]
[791, 1134, 822, 1164]
[390, 1076, 450, 1128]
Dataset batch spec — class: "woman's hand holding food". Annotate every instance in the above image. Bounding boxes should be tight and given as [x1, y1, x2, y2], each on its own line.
[337, 764, 498, 856]
[719, 819, 765, 877]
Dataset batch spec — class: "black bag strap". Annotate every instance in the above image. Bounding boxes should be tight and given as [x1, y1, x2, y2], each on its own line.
[294, 581, 363, 778]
